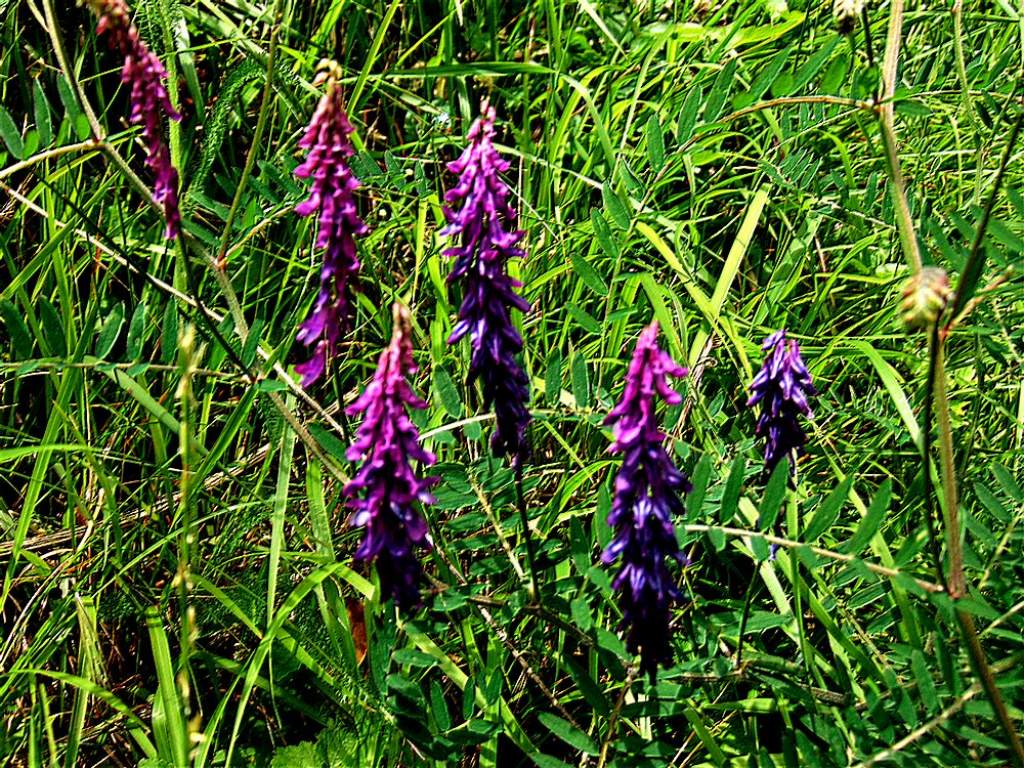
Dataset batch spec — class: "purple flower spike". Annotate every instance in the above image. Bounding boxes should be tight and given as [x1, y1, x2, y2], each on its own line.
[345, 303, 437, 608]
[90, 0, 181, 239]
[293, 60, 368, 387]
[442, 101, 531, 463]
[747, 330, 817, 472]
[602, 321, 690, 680]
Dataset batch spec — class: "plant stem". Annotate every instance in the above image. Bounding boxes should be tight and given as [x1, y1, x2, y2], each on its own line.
[877, 0, 923, 275]
[514, 461, 540, 602]
[215, 0, 285, 269]
[932, 338, 1024, 764]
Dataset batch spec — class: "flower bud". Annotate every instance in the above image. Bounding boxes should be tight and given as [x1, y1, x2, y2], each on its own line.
[900, 266, 951, 329]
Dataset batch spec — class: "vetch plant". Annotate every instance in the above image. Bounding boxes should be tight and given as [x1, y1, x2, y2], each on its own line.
[747, 330, 817, 473]
[293, 59, 368, 387]
[442, 101, 531, 464]
[86, 0, 181, 239]
[345, 303, 437, 609]
[601, 321, 690, 680]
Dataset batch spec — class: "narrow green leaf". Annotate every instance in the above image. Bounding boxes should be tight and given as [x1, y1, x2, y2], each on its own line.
[602, 182, 630, 230]
[33, 80, 53, 148]
[435, 368, 462, 417]
[704, 59, 738, 122]
[758, 459, 790, 531]
[161, 303, 178, 365]
[0, 107, 24, 159]
[566, 303, 601, 335]
[677, 86, 702, 143]
[646, 112, 665, 170]
[570, 252, 609, 296]
[571, 350, 590, 408]
[803, 476, 854, 542]
[591, 209, 619, 259]
[38, 298, 66, 357]
[544, 350, 562, 405]
[1, 299, 34, 359]
[126, 302, 147, 362]
[94, 303, 124, 359]
[721, 455, 746, 525]
[538, 713, 598, 755]
[843, 480, 891, 554]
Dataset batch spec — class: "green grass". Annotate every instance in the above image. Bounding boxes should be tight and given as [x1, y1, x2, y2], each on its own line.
[1, 0, 1023, 765]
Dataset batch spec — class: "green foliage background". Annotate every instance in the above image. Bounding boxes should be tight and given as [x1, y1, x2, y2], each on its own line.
[1, 0, 1023, 765]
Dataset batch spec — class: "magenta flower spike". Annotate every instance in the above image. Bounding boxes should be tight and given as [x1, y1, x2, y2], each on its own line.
[89, 0, 181, 239]
[442, 101, 531, 463]
[293, 60, 368, 387]
[747, 330, 817, 472]
[345, 304, 437, 608]
[602, 321, 690, 680]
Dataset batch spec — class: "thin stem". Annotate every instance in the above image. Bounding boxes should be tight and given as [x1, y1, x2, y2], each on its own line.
[0, 140, 102, 180]
[877, 0, 923, 274]
[921, 323, 945, 583]
[933, 340, 1024, 764]
[215, 0, 285, 268]
[514, 462, 541, 602]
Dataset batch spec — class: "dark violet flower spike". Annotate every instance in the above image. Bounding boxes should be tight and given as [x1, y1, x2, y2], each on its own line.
[345, 303, 437, 609]
[601, 321, 690, 680]
[442, 101, 531, 463]
[293, 59, 368, 387]
[747, 330, 817, 472]
[88, 0, 181, 239]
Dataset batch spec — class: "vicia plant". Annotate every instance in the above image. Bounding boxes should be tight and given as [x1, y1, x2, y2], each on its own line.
[345, 303, 437, 609]
[293, 60, 368, 387]
[86, 0, 181, 239]
[442, 101, 531, 463]
[602, 321, 690, 680]
[747, 330, 817, 473]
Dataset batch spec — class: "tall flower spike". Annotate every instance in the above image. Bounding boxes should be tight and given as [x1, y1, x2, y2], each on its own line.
[88, 0, 181, 239]
[602, 322, 690, 680]
[345, 303, 437, 608]
[442, 101, 531, 463]
[293, 60, 368, 387]
[747, 330, 817, 472]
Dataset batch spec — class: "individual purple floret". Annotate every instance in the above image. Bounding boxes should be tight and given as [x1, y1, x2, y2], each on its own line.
[89, 0, 181, 239]
[293, 60, 368, 387]
[442, 101, 531, 463]
[747, 330, 817, 472]
[345, 304, 437, 608]
[601, 321, 690, 680]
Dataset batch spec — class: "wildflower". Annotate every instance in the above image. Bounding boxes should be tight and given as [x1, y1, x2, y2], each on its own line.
[900, 266, 951, 330]
[293, 59, 368, 387]
[747, 330, 817, 472]
[833, 0, 864, 33]
[88, 0, 181, 239]
[345, 303, 437, 608]
[442, 101, 531, 463]
[601, 321, 690, 680]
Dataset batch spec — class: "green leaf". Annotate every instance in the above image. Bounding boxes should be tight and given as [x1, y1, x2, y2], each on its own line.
[677, 86, 702, 143]
[161, 302, 178, 365]
[748, 45, 793, 101]
[646, 112, 665, 170]
[721, 455, 746, 525]
[571, 350, 590, 408]
[33, 80, 52, 148]
[94, 303, 124, 359]
[0, 107, 24, 160]
[544, 350, 562, 404]
[434, 368, 462, 417]
[566, 303, 601, 335]
[126, 302, 147, 362]
[803, 476, 853, 542]
[537, 712, 598, 755]
[704, 59, 738, 122]
[38, 298, 66, 357]
[570, 251, 609, 296]
[843, 480, 891, 554]
[0, 299, 34, 359]
[686, 454, 712, 521]
[757, 459, 790, 531]
[591, 208, 619, 259]
[791, 35, 841, 93]
[602, 182, 630, 230]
